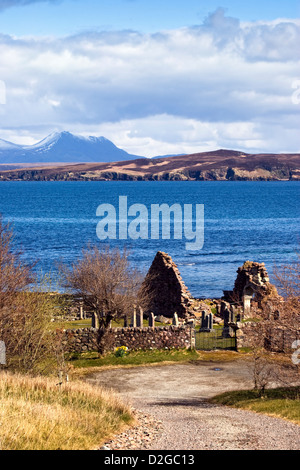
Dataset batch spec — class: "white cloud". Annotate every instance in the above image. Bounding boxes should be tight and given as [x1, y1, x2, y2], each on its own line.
[0, 9, 299, 155]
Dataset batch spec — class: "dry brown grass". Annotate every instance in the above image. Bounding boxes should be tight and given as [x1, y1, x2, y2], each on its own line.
[0, 371, 134, 450]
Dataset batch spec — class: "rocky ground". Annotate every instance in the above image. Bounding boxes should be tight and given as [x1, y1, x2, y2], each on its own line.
[100, 410, 163, 451]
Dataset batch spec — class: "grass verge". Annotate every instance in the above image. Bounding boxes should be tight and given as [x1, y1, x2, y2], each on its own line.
[0, 371, 134, 450]
[210, 386, 300, 425]
[67, 348, 206, 370]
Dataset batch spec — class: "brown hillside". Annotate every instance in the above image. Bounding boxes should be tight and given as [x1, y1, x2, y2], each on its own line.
[0, 150, 299, 181]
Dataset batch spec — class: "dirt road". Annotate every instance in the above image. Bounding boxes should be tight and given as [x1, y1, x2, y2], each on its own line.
[88, 360, 300, 450]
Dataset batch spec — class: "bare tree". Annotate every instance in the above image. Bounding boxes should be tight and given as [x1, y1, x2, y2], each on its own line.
[0, 218, 63, 373]
[60, 245, 144, 354]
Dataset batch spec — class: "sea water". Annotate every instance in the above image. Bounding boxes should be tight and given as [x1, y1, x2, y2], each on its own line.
[0, 180, 298, 298]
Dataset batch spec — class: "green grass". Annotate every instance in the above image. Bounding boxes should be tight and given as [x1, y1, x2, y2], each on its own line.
[211, 387, 300, 424]
[67, 348, 200, 370]
[62, 319, 92, 329]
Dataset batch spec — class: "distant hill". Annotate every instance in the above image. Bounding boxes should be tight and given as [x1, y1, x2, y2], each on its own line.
[0, 132, 143, 164]
[0, 148, 299, 181]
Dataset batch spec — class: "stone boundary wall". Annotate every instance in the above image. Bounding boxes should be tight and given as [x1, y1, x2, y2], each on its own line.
[62, 326, 193, 353]
[237, 323, 299, 352]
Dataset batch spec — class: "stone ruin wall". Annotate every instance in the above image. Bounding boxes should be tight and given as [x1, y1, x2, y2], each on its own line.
[140, 251, 193, 319]
[223, 261, 280, 316]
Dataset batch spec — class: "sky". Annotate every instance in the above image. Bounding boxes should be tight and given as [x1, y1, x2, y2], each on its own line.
[0, 0, 299, 156]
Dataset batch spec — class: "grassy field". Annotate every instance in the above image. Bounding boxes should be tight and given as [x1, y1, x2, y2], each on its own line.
[211, 387, 300, 425]
[0, 372, 134, 450]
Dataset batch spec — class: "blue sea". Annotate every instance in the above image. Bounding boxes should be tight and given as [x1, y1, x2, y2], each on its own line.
[0, 181, 299, 299]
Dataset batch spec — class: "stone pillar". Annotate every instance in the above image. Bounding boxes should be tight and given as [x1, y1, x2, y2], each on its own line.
[148, 312, 155, 329]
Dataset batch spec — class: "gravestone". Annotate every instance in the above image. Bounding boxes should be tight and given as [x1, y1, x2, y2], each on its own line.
[149, 312, 155, 328]
[172, 313, 179, 326]
[131, 307, 137, 328]
[79, 304, 84, 320]
[92, 312, 99, 329]
[200, 312, 213, 332]
[136, 307, 144, 327]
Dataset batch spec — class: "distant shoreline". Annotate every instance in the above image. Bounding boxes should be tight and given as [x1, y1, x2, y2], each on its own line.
[0, 149, 299, 181]
[0, 177, 299, 182]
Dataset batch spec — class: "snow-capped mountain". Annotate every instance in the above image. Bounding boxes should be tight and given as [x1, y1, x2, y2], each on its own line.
[0, 132, 143, 163]
[0, 139, 22, 151]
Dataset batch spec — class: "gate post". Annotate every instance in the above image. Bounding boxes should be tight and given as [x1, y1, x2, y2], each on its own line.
[190, 327, 196, 350]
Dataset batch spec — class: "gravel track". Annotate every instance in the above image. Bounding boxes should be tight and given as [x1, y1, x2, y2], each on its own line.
[88, 361, 300, 451]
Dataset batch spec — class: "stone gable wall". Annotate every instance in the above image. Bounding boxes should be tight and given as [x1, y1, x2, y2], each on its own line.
[140, 251, 193, 319]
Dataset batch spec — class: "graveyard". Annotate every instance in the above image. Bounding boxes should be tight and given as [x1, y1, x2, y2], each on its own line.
[61, 251, 295, 357]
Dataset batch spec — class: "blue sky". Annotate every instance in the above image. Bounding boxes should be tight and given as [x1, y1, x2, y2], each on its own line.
[0, 0, 299, 36]
[0, 0, 299, 156]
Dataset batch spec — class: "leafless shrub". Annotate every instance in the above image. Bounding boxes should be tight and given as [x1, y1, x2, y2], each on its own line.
[60, 245, 144, 354]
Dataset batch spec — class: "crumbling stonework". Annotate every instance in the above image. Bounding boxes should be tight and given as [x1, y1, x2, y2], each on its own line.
[235, 322, 299, 352]
[140, 251, 193, 319]
[223, 261, 279, 315]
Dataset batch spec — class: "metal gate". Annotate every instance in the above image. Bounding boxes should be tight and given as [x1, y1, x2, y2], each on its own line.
[194, 329, 236, 351]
